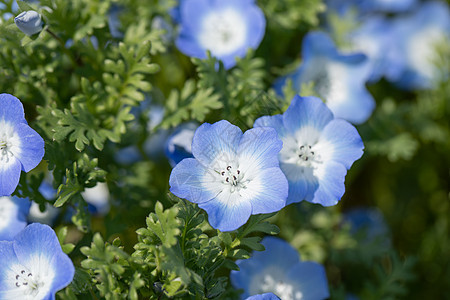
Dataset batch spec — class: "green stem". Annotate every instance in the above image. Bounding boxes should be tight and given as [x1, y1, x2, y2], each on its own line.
[45, 28, 82, 67]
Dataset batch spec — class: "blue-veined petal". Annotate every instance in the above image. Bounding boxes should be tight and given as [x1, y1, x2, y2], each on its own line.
[14, 122, 45, 173]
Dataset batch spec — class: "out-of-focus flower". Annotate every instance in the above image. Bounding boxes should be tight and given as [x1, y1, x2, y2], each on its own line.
[326, 0, 417, 15]
[14, 10, 43, 36]
[0, 94, 45, 196]
[231, 236, 329, 300]
[175, 0, 266, 69]
[245, 293, 280, 300]
[108, 4, 124, 38]
[255, 96, 364, 206]
[169, 120, 288, 232]
[389, 1, 450, 89]
[0, 223, 74, 298]
[342, 207, 391, 247]
[275, 31, 375, 124]
[82, 182, 110, 216]
[164, 122, 197, 167]
[346, 16, 403, 83]
[0, 196, 30, 241]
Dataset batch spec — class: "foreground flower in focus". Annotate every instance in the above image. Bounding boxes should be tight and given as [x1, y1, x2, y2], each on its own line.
[0, 223, 75, 299]
[275, 31, 375, 124]
[0, 196, 30, 241]
[175, 0, 266, 69]
[14, 10, 43, 36]
[255, 96, 364, 206]
[231, 236, 329, 300]
[169, 120, 288, 232]
[0, 94, 45, 196]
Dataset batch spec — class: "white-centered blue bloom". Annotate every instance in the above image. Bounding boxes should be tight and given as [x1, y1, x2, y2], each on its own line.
[169, 120, 288, 232]
[275, 31, 375, 124]
[246, 293, 280, 300]
[231, 236, 330, 300]
[175, 0, 266, 69]
[389, 1, 450, 89]
[14, 10, 44, 36]
[0, 94, 45, 197]
[81, 182, 110, 216]
[0, 223, 74, 299]
[164, 122, 197, 167]
[345, 16, 403, 83]
[0, 196, 30, 241]
[254, 96, 364, 206]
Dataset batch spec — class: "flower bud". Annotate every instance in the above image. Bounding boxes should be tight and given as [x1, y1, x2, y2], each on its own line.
[14, 10, 43, 36]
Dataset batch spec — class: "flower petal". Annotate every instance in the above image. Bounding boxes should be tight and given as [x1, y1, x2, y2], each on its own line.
[198, 190, 252, 232]
[310, 161, 347, 206]
[13, 224, 74, 297]
[240, 167, 287, 214]
[253, 114, 286, 137]
[0, 94, 26, 125]
[237, 127, 283, 174]
[0, 156, 21, 197]
[0, 241, 20, 292]
[316, 119, 364, 169]
[285, 261, 330, 300]
[14, 123, 45, 172]
[282, 95, 333, 135]
[191, 120, 242, 167]
[169, 158, 219, 204]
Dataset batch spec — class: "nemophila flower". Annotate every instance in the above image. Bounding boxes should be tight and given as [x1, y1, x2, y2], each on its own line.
[175, 0, 266, 69]
[81, 182, 110, 216]
[254, 96, 364, 206]
[342, 207, 391, 247]
[169, 120, 288, 232]
[231, 237, 329, 300]
[389, 1, 450, 90]
[275, 31, 375, 124]
[164, 122, 198, 167]
[346, 16, 403, 83]
[246, 293, 280, 300]
[0, 223, 75, 299]
[14, 10, 44, 36]
[0, 94, 45, 197]
[0, 196, 30, 241]
[325, 0, 417, 15]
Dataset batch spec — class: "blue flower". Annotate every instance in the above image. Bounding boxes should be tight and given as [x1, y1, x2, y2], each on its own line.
[164, 122, 198, 167]
[245, 293, 280, 300]
[14, 10, 44, 36]
[175, 0, 266, 69]
[0, 223, 74, 299]
[169, 120, 288, 232]
[254, 96, 364, 206]
[325, 0, 417, 15]
[0, 94, 45, 197]
[389, 1, 450, 89]
[230, 236, 330, 300]
[346, 16, 403, 83]
[81, 182, 110, 216]
[275, 31, 375, 124]
[0, 196, 30, 241]
[342, 207, 391, 247]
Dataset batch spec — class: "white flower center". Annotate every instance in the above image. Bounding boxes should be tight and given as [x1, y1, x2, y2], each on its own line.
[14, 269, 45, 297]
[259, 274, 303, 300]
[0, 196, 17, 230]
[407, 26, 445, 80]
[198, 8, 247, 56]
[216, 164, 248, 193]
[0, 120, 21, 165]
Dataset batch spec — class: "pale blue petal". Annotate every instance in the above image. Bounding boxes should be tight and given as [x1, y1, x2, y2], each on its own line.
[198, 192, 252, 232]
[15, 123, 45, 172]
[237, 127, 283, 172]
[245, 293, 280, 300]
[253, 115, 285, 137]
[285, 261, 330, 300]
[169, 158, 218, 204]
[0, 241, 19, 291]
[282, 96, 333, 135]
[0, 94, 26, 125]
[310, 162, 347, 206]
[0, 196, 30, 241]
[13, 224, 74, 296]
[245, 167, 287, 214]
[302, 31, 337, 61]
[319, 119, 364, 169]
[0, 157, 21, 197]
[191, 120, 242, 167]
